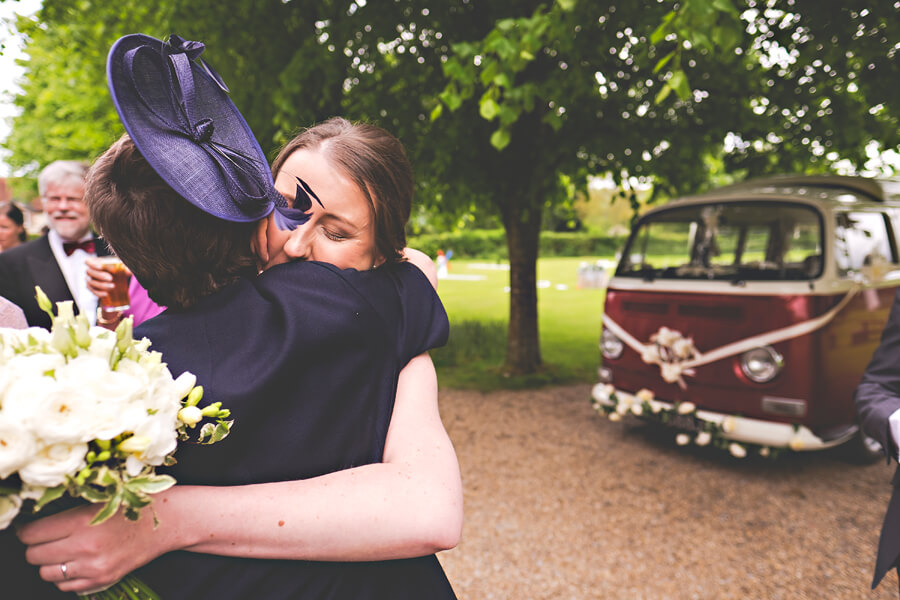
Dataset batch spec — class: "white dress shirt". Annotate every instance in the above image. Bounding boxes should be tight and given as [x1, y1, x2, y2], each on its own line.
[47, 229, 99, 326]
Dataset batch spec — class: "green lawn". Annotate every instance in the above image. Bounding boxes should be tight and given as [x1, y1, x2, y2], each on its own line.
[432, 256, 613, 389]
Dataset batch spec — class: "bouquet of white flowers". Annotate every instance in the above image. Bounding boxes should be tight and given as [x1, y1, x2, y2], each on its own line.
[0, 288, 232, 599]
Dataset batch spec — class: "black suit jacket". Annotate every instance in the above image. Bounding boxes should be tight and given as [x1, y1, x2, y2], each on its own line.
[0, 234, 109, 329]
[856, 286, 900, 589]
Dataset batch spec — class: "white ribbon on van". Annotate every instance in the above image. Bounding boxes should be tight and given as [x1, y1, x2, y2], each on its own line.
[602, 284, 861, 389]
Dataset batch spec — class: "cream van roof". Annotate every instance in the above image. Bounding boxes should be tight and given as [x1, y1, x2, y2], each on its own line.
[671, 174, 900, 207]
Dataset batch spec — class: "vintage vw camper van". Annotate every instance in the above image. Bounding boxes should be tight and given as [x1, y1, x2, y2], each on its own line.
[592, 175, 900, 460]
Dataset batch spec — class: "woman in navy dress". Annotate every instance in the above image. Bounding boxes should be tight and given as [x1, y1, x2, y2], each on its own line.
[16, 34, 460, 600]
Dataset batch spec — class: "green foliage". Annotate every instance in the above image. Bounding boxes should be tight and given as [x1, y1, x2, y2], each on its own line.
[434, 257, 608, 389]
[408, 229, 625, 260]
[4, 0, 898, 375]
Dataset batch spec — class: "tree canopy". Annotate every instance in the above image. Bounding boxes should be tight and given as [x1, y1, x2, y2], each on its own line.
[3, 0, 898, 374]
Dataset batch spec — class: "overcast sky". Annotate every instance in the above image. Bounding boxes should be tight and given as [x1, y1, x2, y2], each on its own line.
[0, 0, 42, 177]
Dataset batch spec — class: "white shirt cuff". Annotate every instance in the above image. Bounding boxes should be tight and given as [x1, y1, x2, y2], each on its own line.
[889, 408, 900, 461]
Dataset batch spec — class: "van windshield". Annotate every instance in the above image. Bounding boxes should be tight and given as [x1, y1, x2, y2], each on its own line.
[617, 201, 823, 281]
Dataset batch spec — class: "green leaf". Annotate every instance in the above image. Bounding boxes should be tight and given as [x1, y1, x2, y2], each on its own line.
[654, 82, 673, 104]
[34, 485, 66, 511]
[439, 88, 463, 112]
[490, 128, 511, 150]
[430, 103, 444, 122]
[653, 51, 676, 74]
[556, 0, 576, 11]
[670, 69, 692, 100]
[480, 98, 500, 121]
[90, 491, 123, 525]
[125, 474, 176, 495]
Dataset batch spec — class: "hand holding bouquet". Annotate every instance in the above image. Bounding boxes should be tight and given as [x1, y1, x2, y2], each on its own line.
[0, 288, 232, 598]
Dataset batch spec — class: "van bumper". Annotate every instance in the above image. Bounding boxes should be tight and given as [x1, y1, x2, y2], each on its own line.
[591, 383, 856, 451]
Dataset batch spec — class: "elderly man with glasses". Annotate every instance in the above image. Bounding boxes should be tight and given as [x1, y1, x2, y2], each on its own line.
[0, 160, 112, 329]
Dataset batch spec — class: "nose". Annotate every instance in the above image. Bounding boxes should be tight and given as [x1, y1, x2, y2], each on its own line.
[283, 227, 312, 261]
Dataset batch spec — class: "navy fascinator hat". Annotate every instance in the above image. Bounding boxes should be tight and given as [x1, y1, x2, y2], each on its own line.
[107, 33, 307, 227]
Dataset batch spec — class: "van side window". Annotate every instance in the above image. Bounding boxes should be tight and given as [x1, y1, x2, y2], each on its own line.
[834, 211, 895, 278]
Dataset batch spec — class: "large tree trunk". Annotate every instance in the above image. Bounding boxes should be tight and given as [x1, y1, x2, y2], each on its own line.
[501, 201, 543, 375]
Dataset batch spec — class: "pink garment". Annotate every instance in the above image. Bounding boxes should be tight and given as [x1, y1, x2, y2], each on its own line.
[0, 296, 27, 328]
[124, 276, 165, 326]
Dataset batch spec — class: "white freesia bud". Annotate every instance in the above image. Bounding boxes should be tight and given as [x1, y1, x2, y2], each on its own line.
[759, 446, 771, 457]
[631, 403, 643, 416]
[677, 402, 696, 415]
[728, 443, 747, 458]
[649, 401, 662, 414]
[675, 433, 691, 446]
[789, 436, 804, 451]
[178, 405, 203, 427]
[695, 431, 712, 446]
[722, 416, 737, 433]
[0, 494, 22, 530]
[608, 411, 622, 422]
[636, 388, 654, 403]
[118, 435, 151, 454]
[173, 372, 198, 401]
[55, 301, 76, 325]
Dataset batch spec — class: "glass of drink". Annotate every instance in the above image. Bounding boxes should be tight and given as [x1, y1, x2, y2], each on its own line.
[95, 255, 131, 312]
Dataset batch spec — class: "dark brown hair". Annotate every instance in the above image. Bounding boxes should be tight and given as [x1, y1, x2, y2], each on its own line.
[271, 117, 412, 264]
[86, 135, 257, 309]
[0, 203, 26, 242]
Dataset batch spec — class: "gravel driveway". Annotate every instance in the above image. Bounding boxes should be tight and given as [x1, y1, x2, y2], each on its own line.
[435, 384, 897, 599]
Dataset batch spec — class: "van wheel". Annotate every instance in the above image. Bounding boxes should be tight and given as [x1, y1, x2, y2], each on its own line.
[842, 429, 884, 464]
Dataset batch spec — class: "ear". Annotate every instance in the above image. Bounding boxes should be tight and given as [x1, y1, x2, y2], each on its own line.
[251, 217, 269, 270]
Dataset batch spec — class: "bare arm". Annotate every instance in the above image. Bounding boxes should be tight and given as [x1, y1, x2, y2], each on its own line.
[19, 354, 462, 594]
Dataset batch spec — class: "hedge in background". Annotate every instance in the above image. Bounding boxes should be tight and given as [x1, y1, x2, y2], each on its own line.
[408, 229, 625, 260]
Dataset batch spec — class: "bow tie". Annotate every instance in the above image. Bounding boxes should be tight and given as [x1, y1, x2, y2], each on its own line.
[62, 240, 96, 256]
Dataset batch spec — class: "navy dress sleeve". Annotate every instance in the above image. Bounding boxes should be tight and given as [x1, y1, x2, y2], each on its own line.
[337, 260, 449, 365]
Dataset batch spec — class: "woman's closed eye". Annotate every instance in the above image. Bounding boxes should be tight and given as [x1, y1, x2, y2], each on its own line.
[322, 227, 350, 242]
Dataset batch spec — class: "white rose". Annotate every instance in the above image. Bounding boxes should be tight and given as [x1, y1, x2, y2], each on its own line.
[635, 388, 654, 403]
[675, 433, 691, 446]
[86, 328, 118, 360]
[672, 338, 696, 359]
[631, 403, 643, 416]
[0, 417, 37, 479]
[660, 363, 683, 383]
[608, 411, 622, 422]
[54, 355, 146, 441]
[728, 443, 747, 458]
[0, 494, 22, 530]
[654, 327, 679, 346]
[695, 431, 712, 446]
[3, 352, 66, 384]
[640, 346, 660, 364]
[1, 375, 59, 425]
[649, 400, 663, 414]
[616, 401, 630, 415]
[677, 402, 696, 415]
[18, 442, 88, 488]
[722, 416, 737, 433]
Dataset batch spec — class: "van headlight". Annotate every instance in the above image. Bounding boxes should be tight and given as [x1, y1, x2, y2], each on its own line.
[600, 327, 624, 360]
[739, 346, 783, 383]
